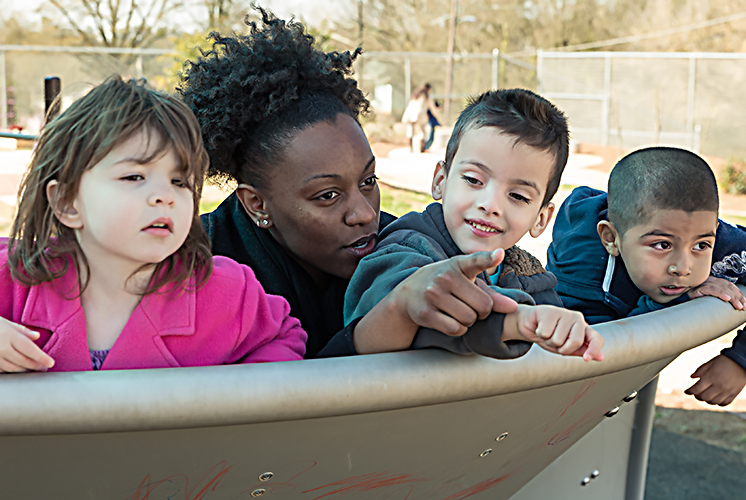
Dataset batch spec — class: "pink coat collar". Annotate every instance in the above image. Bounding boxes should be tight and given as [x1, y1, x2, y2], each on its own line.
[21, 265, 197, 371]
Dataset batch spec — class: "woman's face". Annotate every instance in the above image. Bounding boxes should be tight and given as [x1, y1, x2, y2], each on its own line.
[259, 114, 381, 281]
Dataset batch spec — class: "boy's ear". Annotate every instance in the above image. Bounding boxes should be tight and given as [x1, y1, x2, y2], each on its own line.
[529, 202, 555, 238]
[236, 183, 273, 228]
[46, 180, 82, 229]
[597, 220, 620, 256]
[431, 161, 446, 200]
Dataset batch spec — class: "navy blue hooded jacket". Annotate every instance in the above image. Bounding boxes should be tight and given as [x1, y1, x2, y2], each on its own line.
[547, 186, 746, 369]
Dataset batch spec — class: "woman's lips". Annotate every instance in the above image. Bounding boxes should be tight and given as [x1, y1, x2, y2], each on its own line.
[344, 234, 377, 258]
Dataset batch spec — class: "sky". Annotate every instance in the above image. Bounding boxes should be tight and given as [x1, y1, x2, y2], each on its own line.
[1, 0, 350, 33]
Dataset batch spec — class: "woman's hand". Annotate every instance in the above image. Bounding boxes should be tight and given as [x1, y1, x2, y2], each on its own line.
[353, 249, 519, 353]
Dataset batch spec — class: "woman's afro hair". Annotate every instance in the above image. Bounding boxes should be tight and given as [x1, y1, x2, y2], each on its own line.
[178, 5, 370, 189]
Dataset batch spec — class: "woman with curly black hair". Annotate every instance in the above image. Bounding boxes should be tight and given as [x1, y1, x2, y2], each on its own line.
[179, 6, 516, 358]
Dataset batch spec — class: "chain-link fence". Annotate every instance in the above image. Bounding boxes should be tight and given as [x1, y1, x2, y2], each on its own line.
[538, 50, 746, 159]
[0, 45, 171, 132]
[0, 45, 538, 133]
[356, 50, 536, 125]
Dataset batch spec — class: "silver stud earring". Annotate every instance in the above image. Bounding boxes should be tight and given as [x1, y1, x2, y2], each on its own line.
[260, 219, 270, 226]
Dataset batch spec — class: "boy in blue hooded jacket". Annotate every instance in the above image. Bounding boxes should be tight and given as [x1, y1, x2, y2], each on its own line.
[548, 146, 746, 406]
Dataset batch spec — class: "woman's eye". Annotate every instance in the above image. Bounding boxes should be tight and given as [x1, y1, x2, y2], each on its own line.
[361, 175, 379, 188]
[652, 241, 671, 250]
[317, 191, 340, 201]
[510, 193, 530, 204]
[462, 175, 481, 186]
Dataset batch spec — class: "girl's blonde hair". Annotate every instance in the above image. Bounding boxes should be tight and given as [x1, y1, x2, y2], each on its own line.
[8, 75, 213, 294]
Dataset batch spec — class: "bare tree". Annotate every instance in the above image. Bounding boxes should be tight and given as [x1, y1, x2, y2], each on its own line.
[46, 0, 182, 50]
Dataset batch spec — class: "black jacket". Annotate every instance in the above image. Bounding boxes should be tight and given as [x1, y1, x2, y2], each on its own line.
[201, 191, 395, 358]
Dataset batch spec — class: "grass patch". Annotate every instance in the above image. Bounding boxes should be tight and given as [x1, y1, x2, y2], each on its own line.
[722, 214, 746, 227]
[199, 199, 223, 215]
[722, 158, 746, 195]
[380, 184, 433, 217]
[654, 406, 746, 455]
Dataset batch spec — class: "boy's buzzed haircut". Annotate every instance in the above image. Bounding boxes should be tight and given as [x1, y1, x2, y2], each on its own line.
[608, 147, 719, 236]
[443, 88, 569, 207]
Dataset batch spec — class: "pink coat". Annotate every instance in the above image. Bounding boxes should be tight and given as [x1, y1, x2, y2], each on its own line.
[0, 248, 307, 371]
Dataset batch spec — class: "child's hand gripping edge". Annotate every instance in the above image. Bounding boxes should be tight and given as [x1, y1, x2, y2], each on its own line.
[688, 276, 746, 310]
[0, 316, 55, 373]
[504, 305, 605, 362]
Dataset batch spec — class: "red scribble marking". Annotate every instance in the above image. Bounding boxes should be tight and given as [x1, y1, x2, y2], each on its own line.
[547, 408, 601, 446]
[544, 379, 596, 433]
[124, 461, 232, 500]
[302, 472, 428, 499]
[441, 475, 511, 500]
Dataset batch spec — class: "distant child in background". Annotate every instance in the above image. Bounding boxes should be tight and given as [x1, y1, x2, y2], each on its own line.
[424, 100, 441, 151]
[345, 89, 604, 361]
[402, 83, 437, 153]
[0, 76, 306, 373]
[548, 147, 746, 405]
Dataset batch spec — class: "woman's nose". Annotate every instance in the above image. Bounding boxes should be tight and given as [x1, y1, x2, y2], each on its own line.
[345, 190, 377, 226]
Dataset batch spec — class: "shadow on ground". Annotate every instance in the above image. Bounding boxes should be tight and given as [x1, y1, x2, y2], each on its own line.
[646, 408, 746, 500]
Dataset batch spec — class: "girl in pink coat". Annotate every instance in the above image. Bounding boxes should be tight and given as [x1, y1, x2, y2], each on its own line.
[0, 76, 306, 372]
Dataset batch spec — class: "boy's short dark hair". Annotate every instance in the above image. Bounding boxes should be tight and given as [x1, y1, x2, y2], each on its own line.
[443, 88, 569, 207]
[608, 147, 719, 236]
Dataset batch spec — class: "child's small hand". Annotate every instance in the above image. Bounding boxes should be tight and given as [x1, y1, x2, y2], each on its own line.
[506, 305, 604, 362]
[688, 276, 746, 310]
[0, 317, 55, 373]
[685, 354, 746, 406]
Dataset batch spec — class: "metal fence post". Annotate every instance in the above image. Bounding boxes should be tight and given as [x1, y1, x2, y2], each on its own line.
[686, 55, 697, 151]
[404, 56, 411, 104]
[601, 53, 612, 147]
[136, 55, 144, 79]
[536, 49, 543, 94]
[491, 48, 499, 89]
[0, 50, 6, 130]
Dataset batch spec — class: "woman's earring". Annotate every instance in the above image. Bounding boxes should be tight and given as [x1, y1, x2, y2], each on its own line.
[256, 218, 270, 227]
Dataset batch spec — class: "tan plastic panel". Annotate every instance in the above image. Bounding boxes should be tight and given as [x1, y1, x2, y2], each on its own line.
[0, 291, 744, 499]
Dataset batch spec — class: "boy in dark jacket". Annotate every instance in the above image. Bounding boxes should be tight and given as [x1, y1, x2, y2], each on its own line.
[548, 147, 746, 406]
[344, 89, 604, 362]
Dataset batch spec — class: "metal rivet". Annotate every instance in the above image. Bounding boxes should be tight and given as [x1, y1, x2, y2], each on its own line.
[623, 391, 638, 402]
[605, 406, 620, 417]
[496, 432, 509, 441]
[251, 489, 266, 497]
[581, 477, 591, 486]
[258, 472, 274, 482]
[480, 449, 492, 457]
[591, 470, 600, 479]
